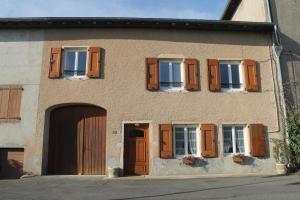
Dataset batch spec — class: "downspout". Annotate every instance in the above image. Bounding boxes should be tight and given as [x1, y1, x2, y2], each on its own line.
[267, 0, 289, 145]
[268, 0, 287, 134]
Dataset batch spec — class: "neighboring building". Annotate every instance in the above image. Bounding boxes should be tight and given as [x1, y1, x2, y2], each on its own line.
[0, 29, 44, 178]
[222, 0, 300, 113]
[0, 17, 282, 177]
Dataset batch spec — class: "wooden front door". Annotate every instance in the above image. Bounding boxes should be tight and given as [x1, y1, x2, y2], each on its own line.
[124, 124, 149, 175]
[47, 105, 106, 175]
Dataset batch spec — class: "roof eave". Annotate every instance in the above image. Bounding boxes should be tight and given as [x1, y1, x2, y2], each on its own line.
[0, 17, 274, 32]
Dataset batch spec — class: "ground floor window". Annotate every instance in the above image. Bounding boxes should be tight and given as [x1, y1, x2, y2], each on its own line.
[174, 125, 198, 157]
[223, 125, 247, 155]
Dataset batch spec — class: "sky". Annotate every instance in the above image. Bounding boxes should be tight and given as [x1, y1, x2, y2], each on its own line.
[0, 0, 228, 20]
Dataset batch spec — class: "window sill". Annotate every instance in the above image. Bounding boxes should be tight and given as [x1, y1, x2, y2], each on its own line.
[220, 88, 245, 93]
[159, 87, 186, 93]
[63, 76, 88, 80]
[224, 153, 248, 157]
[175, 155, 199, 159]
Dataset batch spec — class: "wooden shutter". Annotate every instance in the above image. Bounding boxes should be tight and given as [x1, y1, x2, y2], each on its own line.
[201, 124, 217, 158]
[207, 59, 220, 91]
[49, 48, 62, 78]
[243, 59, 258, 92]
[87, 47, 101, 78]
[249, 124, 266, 157]
[0, 85, 22, 123]
[159, 124, 173, 159]
[146, 58, 159, 91]
[184, 59, 199, 91]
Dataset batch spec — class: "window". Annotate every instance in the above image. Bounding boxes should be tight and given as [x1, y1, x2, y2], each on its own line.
[223, 125, 247, 155]
[174, 125, 198, 157]
[159, 60, 184, 91]
[63, 48, 87, 78]
[0, 85, 22, 123]
[220, 62, 243, 91]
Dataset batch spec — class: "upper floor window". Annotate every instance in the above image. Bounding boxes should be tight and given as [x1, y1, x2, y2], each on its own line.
[223, 125, 247, 155]
[220, 61, 243, 92]
[159, 60, 184, 91]
[49, 47, 101, 79]
[173, 125, 198, 157]
[63, 48, 88, 78]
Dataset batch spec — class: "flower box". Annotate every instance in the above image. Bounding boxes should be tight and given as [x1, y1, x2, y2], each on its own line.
[181, 156, 196, 166]
[232, 154, 245, 164]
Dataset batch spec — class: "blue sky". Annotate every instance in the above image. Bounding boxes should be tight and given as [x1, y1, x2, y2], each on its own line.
[0, 0, 228, 19]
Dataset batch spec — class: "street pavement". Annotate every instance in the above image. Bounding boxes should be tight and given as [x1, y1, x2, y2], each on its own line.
[0, 175, 299, 200]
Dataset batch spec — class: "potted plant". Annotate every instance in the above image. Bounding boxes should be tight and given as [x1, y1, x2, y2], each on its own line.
[232, 154, 245, 164]
[271, 138, 288, 175]
[181, 156, 196, 166]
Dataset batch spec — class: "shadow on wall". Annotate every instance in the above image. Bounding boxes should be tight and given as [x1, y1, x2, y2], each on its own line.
[279, 34, 300, 113]
[0, 153, 23, 179]
[270, 0, 300, 112]
[0, 28, 271, 47]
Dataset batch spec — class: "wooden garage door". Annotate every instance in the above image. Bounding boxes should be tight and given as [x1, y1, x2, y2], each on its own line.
[0, 148, 24, 179]
[47, 105, 106, 175]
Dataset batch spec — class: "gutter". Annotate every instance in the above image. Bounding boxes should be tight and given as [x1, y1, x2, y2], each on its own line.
[0, 17, 274, 32]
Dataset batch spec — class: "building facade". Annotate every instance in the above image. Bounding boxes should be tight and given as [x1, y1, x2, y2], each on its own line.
[0, 18, 283, 177]
[0, 29, 44, 178]
[222, 0, 300, 114]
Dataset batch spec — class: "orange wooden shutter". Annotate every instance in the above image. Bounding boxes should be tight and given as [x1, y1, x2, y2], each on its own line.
[159, 124, 173, 158]
[184, 59, 199, 91]
[0, 85, 22, 123]
[201, 124, 217, 158]
[0, 85, 10, 123]
[243, 59, 258, 92]
[7, 85, 22, 122]
[249, 124, 266, 157]
[207, 59, 220, 91]
[49, 48, 62, 78]
[146, 58, 159, 91]
[87, 47, 101, 78]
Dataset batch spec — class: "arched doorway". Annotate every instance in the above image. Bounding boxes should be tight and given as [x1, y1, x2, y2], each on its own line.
[47, 105, 106, 175]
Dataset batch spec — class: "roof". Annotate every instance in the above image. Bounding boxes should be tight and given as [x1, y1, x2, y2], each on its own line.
[221, 0, 242, 20]
[0, 17, 274, 32]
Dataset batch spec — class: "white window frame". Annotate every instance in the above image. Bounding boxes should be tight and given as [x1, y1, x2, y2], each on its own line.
[159, 59, 184, 92]
[173, 125, 200, 158]
[62, 47, 88, 79]
[219, 61, 244, 92]
[223, 125, 249, 156]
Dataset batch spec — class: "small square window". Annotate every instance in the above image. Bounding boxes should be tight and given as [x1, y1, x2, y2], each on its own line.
[159, 60, 184, 91]
[220, 62, 243, 92]
[174, 125, 198, 157]
[223, 125, 246, 155]
[63, 48, 87, 78]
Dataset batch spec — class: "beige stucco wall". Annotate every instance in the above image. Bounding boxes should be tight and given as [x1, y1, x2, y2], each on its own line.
[232, 0, 270, 22]
[31, 28, 282, 176]
[0, 30, 44, 174]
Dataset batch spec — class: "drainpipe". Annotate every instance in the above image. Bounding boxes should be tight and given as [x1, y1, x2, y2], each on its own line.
[267, 0, 290, 170]
[267, 0, 288, 135]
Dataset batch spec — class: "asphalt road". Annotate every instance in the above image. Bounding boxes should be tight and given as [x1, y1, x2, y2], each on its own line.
[0, 175, 299, 200]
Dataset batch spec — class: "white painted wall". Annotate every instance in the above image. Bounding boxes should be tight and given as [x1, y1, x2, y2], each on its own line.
[0, 30, 44, 174]
[231, 0, 270, 22]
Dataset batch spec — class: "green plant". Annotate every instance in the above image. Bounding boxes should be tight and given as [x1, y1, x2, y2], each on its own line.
[287, 114, 300, 169]
[271, 138, 289, 164]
